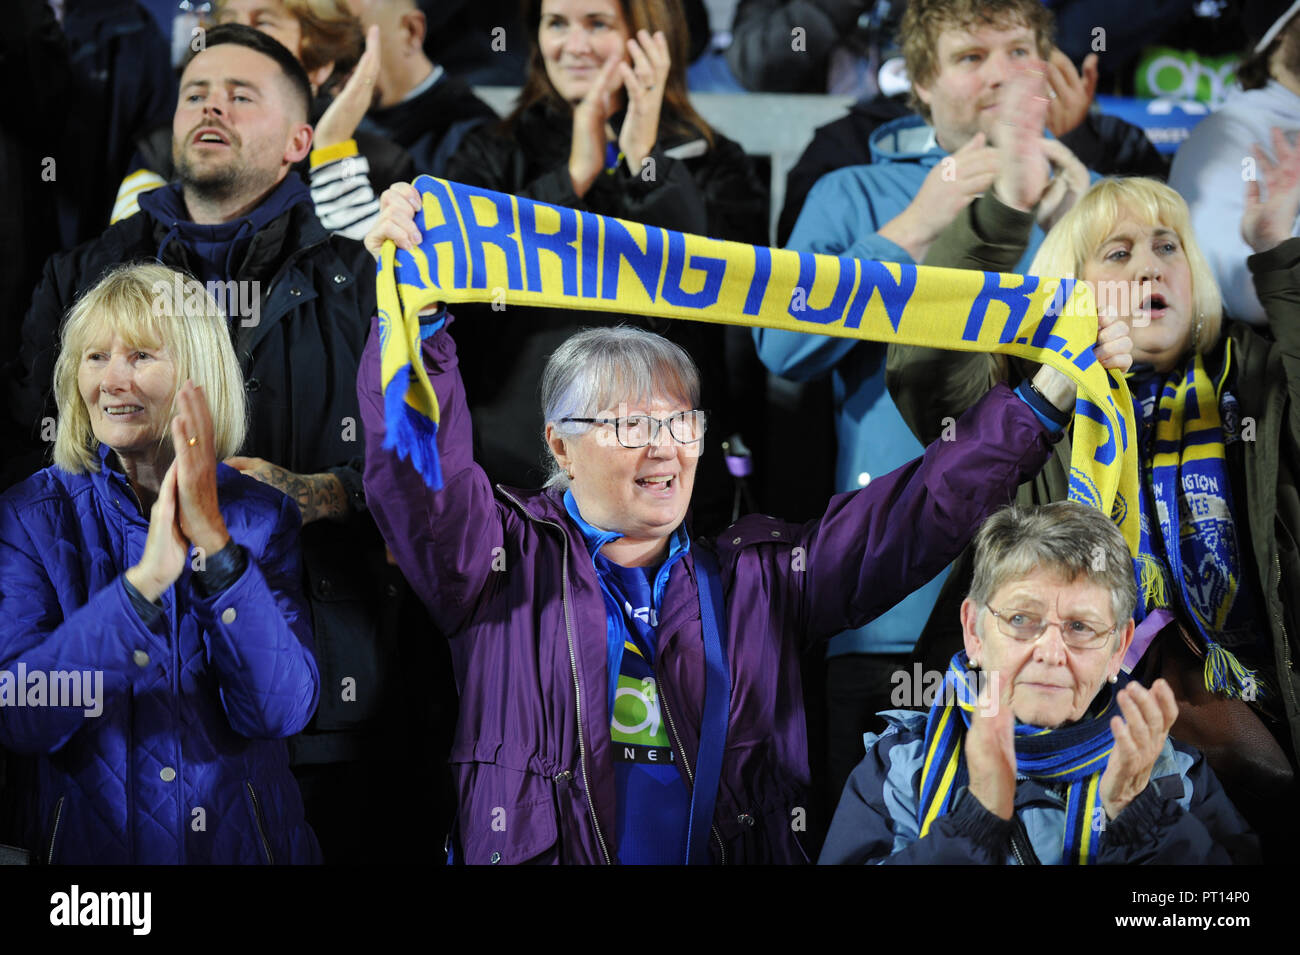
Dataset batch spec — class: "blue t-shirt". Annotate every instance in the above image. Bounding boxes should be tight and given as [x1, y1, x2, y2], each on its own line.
[596, 556, 691, 865]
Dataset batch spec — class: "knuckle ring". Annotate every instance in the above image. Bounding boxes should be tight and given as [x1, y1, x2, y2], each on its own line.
[187, 436, 198, 447]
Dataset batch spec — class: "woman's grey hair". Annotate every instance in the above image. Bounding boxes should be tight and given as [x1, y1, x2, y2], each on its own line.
[540, 325, 700, 489]
[967, 501, 1137, 636]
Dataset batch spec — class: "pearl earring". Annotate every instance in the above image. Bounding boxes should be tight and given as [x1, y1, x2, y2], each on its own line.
[1108, 673, 1118, 684]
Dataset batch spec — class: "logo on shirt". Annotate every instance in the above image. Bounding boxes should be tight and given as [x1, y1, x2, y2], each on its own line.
[612, 675, 662, 743]
[625, 601, 658, 627]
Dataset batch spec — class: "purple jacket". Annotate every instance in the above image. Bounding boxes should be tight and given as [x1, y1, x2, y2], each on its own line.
[357, 314, 1055, 864]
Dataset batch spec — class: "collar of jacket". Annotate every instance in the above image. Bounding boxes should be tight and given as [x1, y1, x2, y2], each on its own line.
[869, 114, 946, 165]
[89, 441, 245, 522]
[365, 69, 493, 146]
[141, 179, 320, 285]
[89, 443, 149, 525]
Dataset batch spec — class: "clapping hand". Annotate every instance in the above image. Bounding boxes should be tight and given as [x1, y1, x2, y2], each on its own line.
[170, 380, 230, 556]
[616, 29, 671, 175]
[1242, 126, 1300, 254]
[1044, 49, 1099, 139]
[992, 62, 1089, 232]
[966, 675, 1017, 820]
[314, 25, 382, 150]
[124, 463, 187, 603]
[124, 381, 229, 601]
[569, 30, 671, 198]
[1099, 679, 1179, 819]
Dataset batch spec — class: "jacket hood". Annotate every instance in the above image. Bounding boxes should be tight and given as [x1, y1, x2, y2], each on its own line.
[868, 114, 945, 164]
[137, 175, 313, 282]
[1221, 79, 1300, 124]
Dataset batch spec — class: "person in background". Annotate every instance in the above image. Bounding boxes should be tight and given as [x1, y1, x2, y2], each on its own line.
[346, 0, 497, 175]
[114, 0, 415, 239]
[0, 263, 320, 864]
[1170, 0, 1300, 325]
[442, 0, 769, 535]
[415, 0, 529, 85]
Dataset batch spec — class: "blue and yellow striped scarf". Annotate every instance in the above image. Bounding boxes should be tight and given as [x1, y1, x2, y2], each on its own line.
[375, 175, 1139, 546]
[1130, 347, 1261, 697]
[918, 651, 1119, 864]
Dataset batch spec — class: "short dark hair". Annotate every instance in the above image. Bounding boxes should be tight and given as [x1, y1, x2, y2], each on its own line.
[182, 23, 313, 120]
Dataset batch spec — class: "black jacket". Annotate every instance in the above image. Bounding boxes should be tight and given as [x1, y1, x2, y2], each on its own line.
[442, 99, 770, 533]
[3, 191, 436, 775]
[359, 71, 496, 177]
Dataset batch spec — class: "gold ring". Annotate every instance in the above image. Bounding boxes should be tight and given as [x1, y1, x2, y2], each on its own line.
[187, 436, 198, 447]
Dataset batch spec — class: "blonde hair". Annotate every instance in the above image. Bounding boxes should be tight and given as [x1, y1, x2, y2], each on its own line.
[52, 264, 248, 474]
[1029, 177, 1224, 355]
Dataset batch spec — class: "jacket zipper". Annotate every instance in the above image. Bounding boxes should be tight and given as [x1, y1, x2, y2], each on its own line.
[245, 782, 275, 865]
[1008, 815, 1040, 865]
[500, 489, 612, 864]
[1274, 553, 1296, 714]
[658, 683, 727, 864]
[46, 795, 65, 865]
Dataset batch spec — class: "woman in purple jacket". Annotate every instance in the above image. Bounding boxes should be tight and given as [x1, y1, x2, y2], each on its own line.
[357, 184, 1104, 864]
[0, 263, 320, 864]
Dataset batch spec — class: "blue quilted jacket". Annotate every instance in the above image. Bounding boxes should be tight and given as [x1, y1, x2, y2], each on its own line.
[0, 445, 321, 864]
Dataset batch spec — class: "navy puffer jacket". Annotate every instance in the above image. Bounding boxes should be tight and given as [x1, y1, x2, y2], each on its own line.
[0, 446, 321, 864]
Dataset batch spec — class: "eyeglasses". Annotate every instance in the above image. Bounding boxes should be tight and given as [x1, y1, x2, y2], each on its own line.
[559, 410, 708, 449]
[985, 604, 1118, 650]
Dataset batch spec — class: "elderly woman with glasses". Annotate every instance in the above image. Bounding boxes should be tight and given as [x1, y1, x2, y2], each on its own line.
[820, 501, 1259, 865]
[350, 186, 1134, 865]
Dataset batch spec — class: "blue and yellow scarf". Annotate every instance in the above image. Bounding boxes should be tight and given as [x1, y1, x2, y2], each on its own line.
[918, 651, 1119, 864]
[375, 174, 1141, 546]
[1130, 346, 1261, 697]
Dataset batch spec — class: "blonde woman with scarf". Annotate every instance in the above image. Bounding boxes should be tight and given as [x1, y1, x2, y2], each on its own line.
[885, 70, 1300, 859]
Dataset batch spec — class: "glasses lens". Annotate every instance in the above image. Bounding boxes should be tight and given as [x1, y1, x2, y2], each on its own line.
[619, 416, 653, 447]
[1062, 621, 1106, 648]
[668, 410, 706, 443]
[999, 611, 1043, 641]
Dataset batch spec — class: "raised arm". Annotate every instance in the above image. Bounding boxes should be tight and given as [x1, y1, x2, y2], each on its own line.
[357, 184, 506, 636]
[792, 383, 1055, 644]
[1242, 126, 1300, 453]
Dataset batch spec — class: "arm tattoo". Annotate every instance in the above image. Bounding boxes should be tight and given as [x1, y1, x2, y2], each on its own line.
[264, 464, 348, 524]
